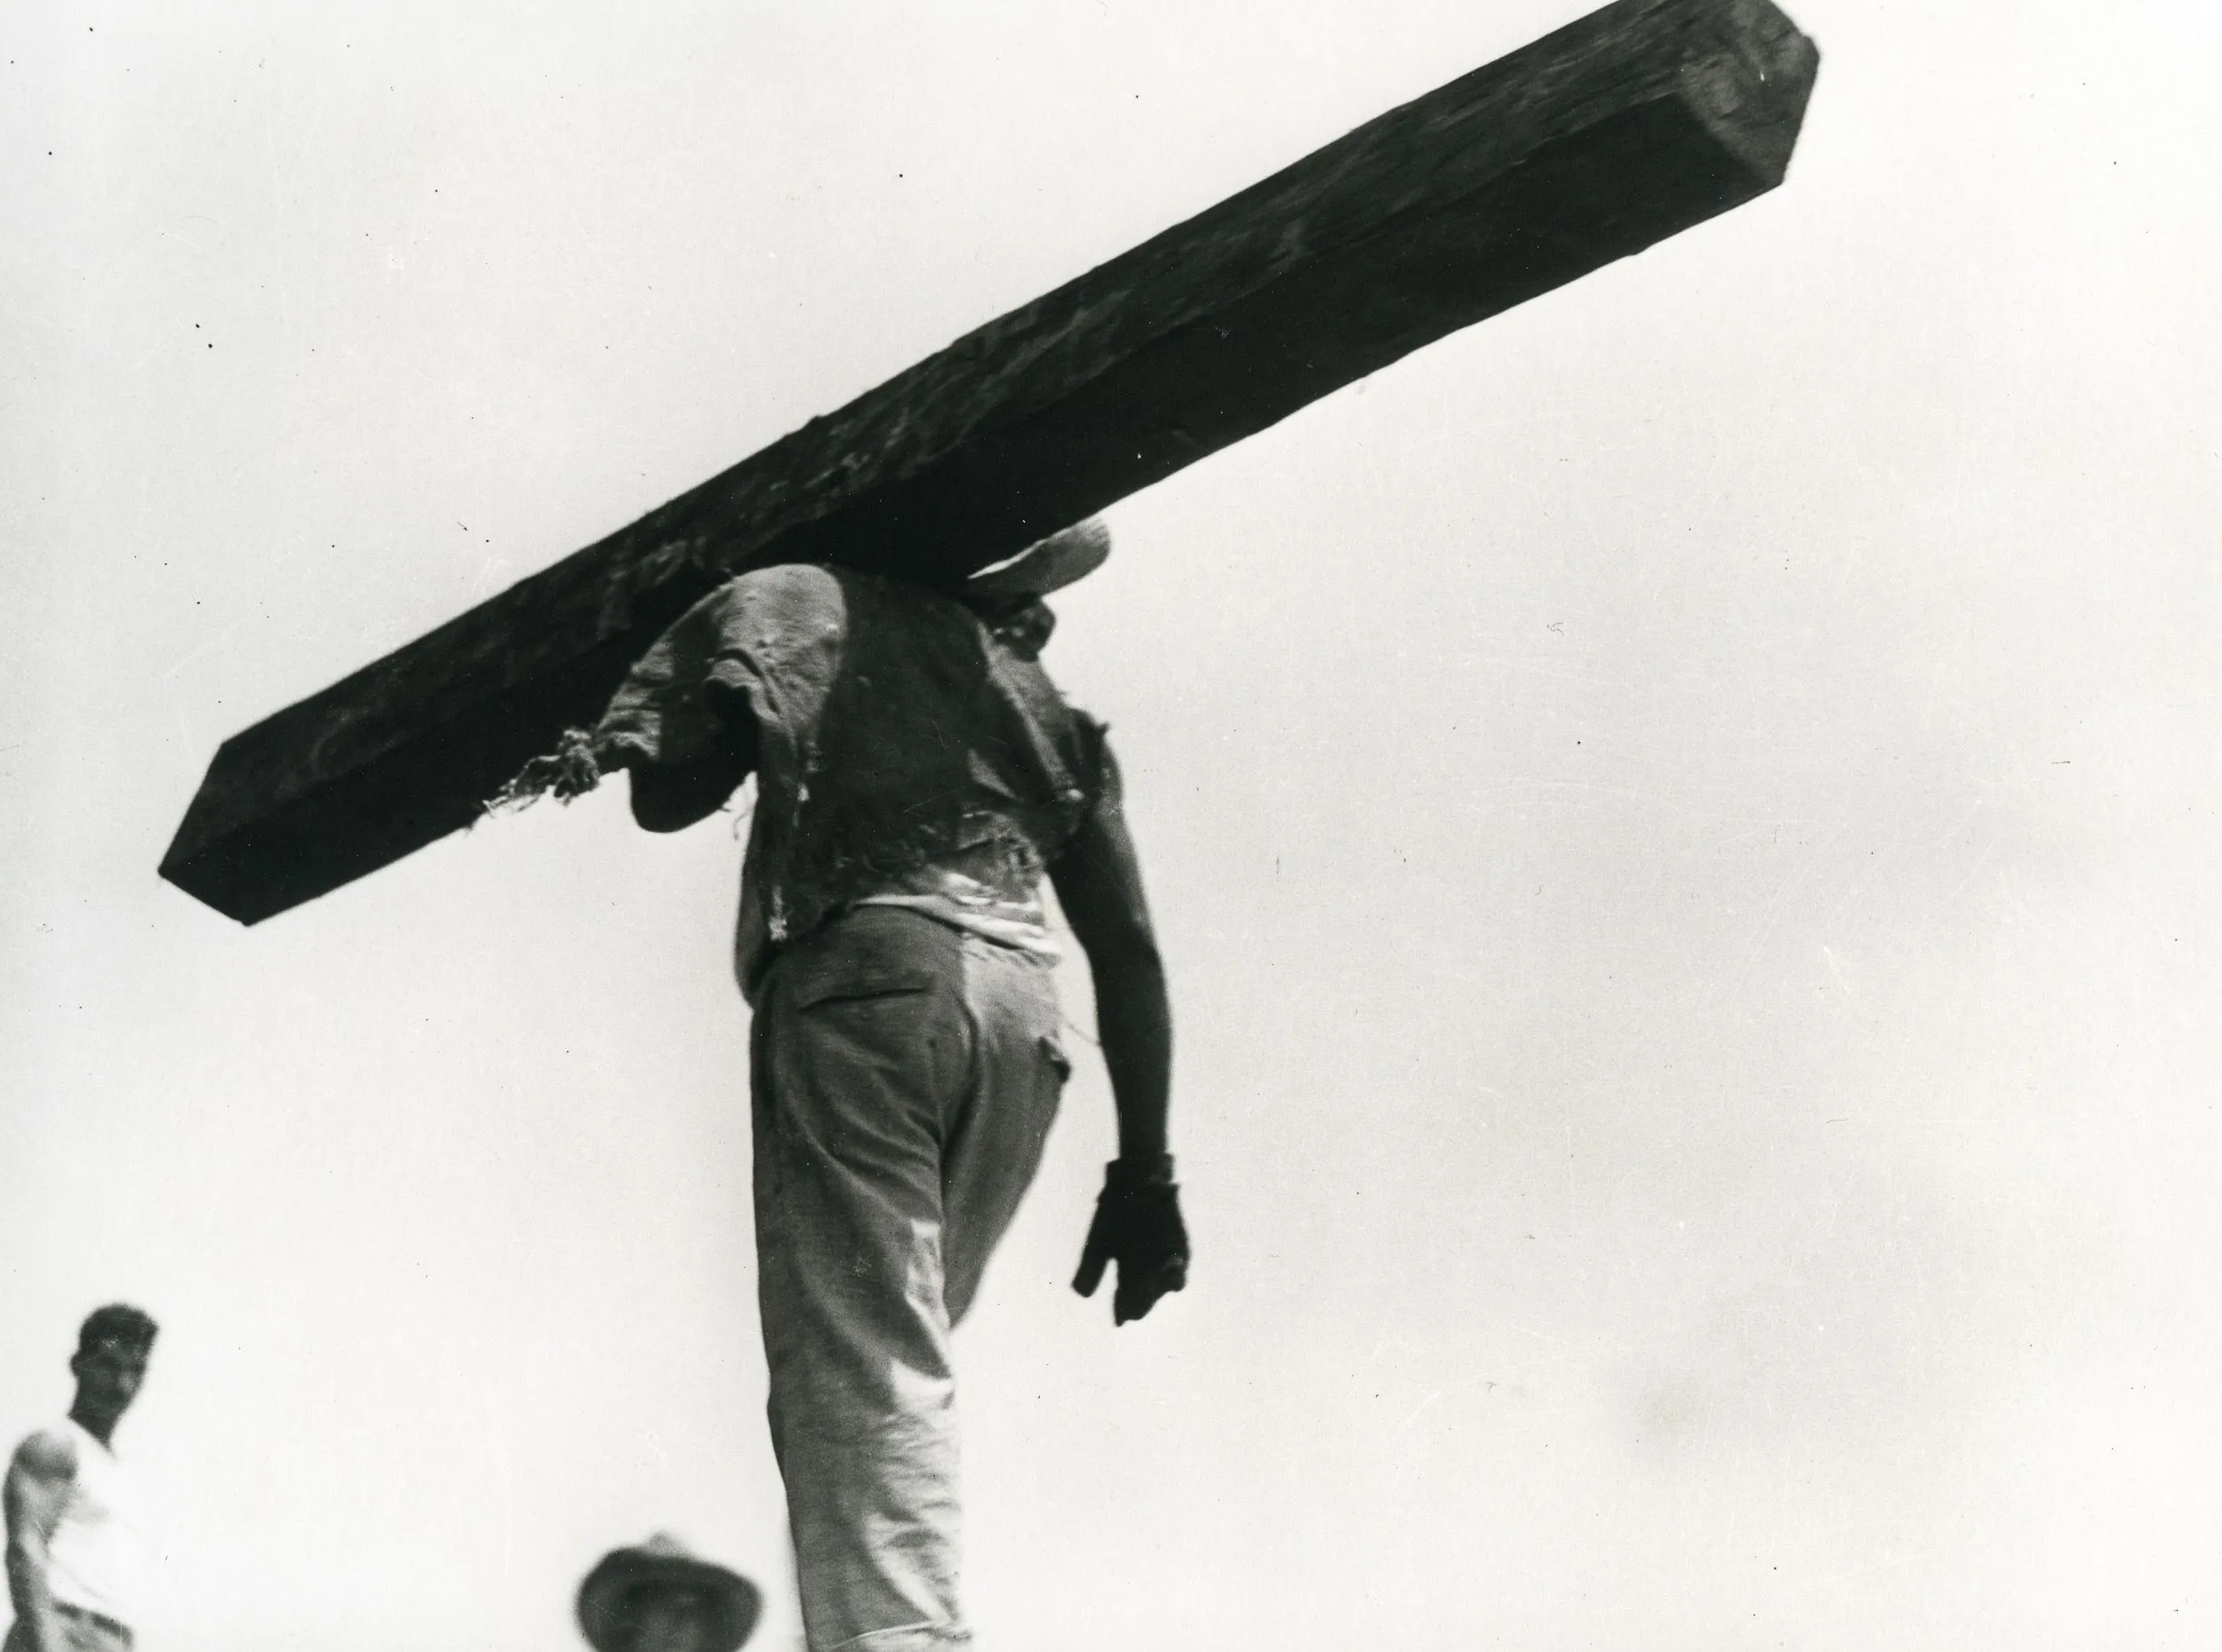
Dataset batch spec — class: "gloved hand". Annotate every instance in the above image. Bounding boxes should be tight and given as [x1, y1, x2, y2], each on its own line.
[1073, 1155, 1190, 1325]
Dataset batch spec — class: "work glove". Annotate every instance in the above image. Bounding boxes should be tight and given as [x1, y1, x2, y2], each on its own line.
[1073, 1155, 1189, 1325]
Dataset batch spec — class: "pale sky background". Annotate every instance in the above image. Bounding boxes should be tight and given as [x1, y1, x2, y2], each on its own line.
[5, 2, 2220, 1648]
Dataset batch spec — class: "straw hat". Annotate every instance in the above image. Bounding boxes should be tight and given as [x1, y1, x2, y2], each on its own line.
[575, 1533, 762, 1652]
[963, 517, 1111, 601]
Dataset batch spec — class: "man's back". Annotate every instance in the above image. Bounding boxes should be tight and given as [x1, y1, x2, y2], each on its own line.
[589, 562, 1108, 995]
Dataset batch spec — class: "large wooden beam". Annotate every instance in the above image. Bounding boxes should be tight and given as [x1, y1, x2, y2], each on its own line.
[162, 0, 1817, 923]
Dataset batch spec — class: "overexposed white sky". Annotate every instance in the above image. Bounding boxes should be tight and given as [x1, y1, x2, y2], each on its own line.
[5, 2, 2220, 1648]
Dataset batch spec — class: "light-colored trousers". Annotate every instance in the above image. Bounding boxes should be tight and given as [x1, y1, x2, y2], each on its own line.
[753, 906, 1068, 1652]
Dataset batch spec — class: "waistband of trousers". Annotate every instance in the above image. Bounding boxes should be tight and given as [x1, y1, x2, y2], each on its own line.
[54, 1603, 133, 1645]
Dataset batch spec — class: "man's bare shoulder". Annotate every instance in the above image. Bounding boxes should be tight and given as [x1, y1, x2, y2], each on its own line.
[7, 1426, 76, 1486]
[5, 1427, 75, 1547]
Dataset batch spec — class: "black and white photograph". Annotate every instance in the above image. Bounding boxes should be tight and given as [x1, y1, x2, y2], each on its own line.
[4, 2, 2216, 1648]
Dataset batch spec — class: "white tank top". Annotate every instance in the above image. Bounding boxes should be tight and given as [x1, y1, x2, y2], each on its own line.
[42, 1417, 148, 1626]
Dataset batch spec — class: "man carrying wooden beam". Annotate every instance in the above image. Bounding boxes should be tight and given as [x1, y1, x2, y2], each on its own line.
[151, 0, 1818, 1640]
[500, 519, 1186, 1652]
[158, 0, 1818, 930]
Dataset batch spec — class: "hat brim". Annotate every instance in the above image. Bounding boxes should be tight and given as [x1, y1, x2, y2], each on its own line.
[964, 518, 1111, 600]
[577, 1549, 763, 1652]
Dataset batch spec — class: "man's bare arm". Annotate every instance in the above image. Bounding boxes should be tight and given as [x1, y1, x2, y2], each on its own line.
[5, 1429, 76, 1652]
[1049, 746, 1187, 1323]
[1047, 751, 1169, 1161]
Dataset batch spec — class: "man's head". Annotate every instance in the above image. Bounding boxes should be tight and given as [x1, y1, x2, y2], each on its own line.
[956, 517, 1112, 659]
[612, 1583, 726, 1652]
[576, 1535, 760, 1652]
[69, 1303, 157, 1438]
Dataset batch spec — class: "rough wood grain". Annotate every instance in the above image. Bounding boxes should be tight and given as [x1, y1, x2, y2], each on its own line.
[163, 0, 1817, 923]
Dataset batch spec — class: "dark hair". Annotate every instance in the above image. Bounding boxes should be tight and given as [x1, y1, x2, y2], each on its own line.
[76, 1304, 159, 1359]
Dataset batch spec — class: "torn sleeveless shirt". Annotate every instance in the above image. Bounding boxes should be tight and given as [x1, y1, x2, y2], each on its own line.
[590, 563, 1107, 1001]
